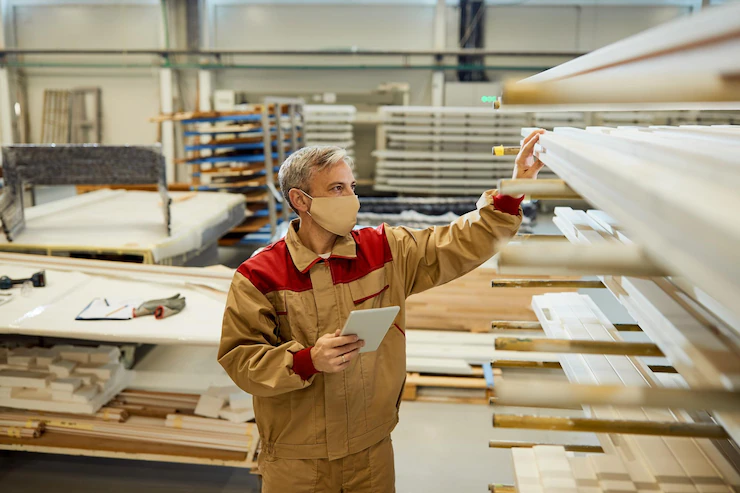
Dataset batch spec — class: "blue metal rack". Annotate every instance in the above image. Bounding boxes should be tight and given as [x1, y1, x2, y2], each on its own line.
[187, 152, 280, 165]
[181, 98, 304, 246]
[192, 165, 280, 179]
[181, 114, 264, 124]
[184, 140, 291, 152]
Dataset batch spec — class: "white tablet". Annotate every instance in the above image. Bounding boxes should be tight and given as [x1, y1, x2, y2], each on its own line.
[340, 306, 401, 353]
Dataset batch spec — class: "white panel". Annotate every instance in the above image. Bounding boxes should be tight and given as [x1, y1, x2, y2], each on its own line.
[14, 4, 160, 144]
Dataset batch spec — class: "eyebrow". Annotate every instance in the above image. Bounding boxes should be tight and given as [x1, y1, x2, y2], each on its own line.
[327, 181, 356, 187]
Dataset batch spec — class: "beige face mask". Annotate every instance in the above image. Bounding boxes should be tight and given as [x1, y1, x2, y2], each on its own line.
[300, 190, 360, 237]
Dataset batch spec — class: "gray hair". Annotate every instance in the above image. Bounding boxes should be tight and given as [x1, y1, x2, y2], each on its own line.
[278, 145, 354, 211]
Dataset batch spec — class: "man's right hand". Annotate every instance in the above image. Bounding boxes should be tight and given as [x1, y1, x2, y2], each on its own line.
[310, 330, 365, 373]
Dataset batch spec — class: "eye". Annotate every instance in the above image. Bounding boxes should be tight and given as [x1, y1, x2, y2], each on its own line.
[333, 185, 343, 192]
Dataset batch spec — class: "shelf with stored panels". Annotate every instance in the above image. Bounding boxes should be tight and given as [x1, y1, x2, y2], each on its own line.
[160, 99, 304, 246]
[371, 106, 740, 198]
[303, 104, 356, 158]
[485, 4, 740, 492]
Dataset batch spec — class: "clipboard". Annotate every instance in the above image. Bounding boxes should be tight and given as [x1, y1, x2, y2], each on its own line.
[339, 306, 401, 353]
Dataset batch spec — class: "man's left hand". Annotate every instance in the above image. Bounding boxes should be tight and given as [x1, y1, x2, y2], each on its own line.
[514, 129, 546, 179]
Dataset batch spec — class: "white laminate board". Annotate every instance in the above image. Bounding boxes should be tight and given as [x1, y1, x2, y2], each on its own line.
[0, 265, 226, 345]
[405, 358, 473, 376]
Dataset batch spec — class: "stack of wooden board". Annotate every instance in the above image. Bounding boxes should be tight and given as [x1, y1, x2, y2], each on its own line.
[0, 345, 131, 414]
[0, 390, 259, 466]
[524, 124, 740, 327]
[551, 206, 740, 444]
[193, 385, 254, 423]
[517, 292, 740, 491]
[509, 444, 706, 493]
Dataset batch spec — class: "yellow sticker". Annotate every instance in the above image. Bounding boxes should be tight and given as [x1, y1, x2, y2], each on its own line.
[493, 145, 504, 156]
[25, 419, 34, 429]
[103, 409, 111, 421]
[7, 427, 21, 438]
[173, 416, 183, 429]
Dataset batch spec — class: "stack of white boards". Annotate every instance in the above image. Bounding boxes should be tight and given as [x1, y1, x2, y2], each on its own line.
[373, 106, 531, 195]
[511, 444, 693, 493]
[0, 345, 131, 414]
[528, 292, 740, 492]
[303, 105, 356, 158]
[405, 330, 560, 376]
[193, 385, 255, 423]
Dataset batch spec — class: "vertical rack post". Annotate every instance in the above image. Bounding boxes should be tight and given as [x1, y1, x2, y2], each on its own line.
[284, 102, 299, 222]
[261, 104, 277, 236]
[275, 103, 286, 224]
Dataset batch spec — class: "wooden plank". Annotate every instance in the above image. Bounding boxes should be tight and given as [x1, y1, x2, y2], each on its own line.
[493, 380, 740, 412]
[491, 321, 641, 332]
[492, 414, 729, 439]
[492, 279, 604, 289]
[495, 243, 666, 277]
[0, 430, 255, 468]
[498, 179, 582, 200]
[490, 441, 603, 453]
[494, 338, 663, 357]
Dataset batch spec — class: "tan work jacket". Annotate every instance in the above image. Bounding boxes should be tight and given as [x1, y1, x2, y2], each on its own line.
[218, 191, 522, 461]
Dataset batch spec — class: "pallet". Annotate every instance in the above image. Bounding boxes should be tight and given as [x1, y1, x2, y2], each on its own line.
[402, 370, 499, 404]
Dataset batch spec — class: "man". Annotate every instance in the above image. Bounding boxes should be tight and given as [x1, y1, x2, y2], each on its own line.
[219, 129, 545, 492]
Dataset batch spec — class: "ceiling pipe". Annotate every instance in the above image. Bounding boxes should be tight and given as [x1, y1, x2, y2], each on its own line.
[0, 48, 584, 57]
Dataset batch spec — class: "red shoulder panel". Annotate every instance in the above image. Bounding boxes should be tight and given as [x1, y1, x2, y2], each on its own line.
[330, 224, 393, 284]
[236, 240, 313, 294]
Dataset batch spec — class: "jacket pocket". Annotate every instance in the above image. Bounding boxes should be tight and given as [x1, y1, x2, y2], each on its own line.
[271, 290, 318, 347]
[347, 268, 389, 310]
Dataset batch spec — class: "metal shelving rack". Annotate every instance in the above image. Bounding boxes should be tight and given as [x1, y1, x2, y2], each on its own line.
[177, 98, 304, 246]
[486, 3, 740, 492]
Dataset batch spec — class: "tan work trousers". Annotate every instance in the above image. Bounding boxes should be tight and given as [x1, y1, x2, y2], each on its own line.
[260, 436, 395, 493]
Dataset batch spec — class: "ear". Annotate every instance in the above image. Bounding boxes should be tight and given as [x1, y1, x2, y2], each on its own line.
[288, 188, 311, 213]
